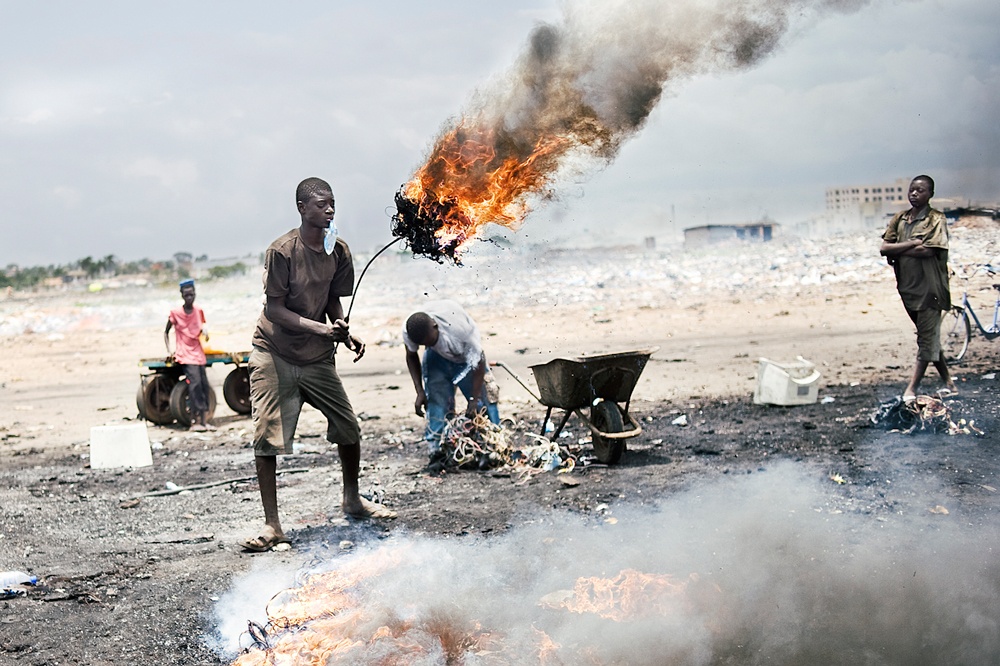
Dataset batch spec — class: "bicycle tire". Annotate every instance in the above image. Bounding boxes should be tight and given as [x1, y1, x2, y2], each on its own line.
[940, 307, 971, 363]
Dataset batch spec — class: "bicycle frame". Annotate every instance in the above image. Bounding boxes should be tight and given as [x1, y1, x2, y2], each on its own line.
[940, 264, 1000, 364]
[959, 290, 1000, 340]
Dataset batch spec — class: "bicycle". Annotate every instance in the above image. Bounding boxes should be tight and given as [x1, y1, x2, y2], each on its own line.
[940, 263, 1000, 362]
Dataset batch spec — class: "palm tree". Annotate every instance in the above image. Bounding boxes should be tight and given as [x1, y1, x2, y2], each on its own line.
[79, 256, 98, 278]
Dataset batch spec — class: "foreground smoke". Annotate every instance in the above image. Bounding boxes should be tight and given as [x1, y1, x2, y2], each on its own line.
[392, 0, 865, 262]
[217, 464, 1000, 664]
[230, 546, 706, 664]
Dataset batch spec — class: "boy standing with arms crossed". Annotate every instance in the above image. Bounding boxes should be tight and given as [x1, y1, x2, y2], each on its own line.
[880, 174, 958, 401]
[242, 177, 394, 552]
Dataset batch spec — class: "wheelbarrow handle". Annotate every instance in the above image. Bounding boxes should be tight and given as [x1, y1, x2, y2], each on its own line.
[490, 360, 541, 403]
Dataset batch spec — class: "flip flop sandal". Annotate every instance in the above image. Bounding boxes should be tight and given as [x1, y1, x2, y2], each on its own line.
[239, 534, 290, 552]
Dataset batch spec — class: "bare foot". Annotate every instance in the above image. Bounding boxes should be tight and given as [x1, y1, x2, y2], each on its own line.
[343, 496, 397, 520]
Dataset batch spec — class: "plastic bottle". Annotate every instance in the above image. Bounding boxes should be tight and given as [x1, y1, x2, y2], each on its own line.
[0, 571, 37, 588]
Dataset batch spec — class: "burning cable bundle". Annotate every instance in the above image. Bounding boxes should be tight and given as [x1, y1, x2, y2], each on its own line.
[392, 0, 867, 262]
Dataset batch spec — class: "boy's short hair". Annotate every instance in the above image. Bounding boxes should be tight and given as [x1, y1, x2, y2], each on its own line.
[405, 312, 435, 345]
[296, 177, 333, 204]
[913, 174, 935, 195]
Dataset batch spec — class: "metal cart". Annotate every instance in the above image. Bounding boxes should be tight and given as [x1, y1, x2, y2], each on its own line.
[137, 351, 251, 427]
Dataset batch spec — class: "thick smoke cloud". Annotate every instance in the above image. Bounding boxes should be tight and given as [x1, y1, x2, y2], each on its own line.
[396, 0, 872, 260]
[469, 0, 868, 177]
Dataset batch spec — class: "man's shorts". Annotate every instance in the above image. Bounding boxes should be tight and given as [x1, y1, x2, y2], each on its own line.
[906, 307, 943, 362]
[248, 347, 361, 456]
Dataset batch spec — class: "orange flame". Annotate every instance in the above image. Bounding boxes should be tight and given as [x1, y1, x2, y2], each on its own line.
[229, 548, 702, 665]
[545, 568, 690, 622]
[396, 114, 574, 260]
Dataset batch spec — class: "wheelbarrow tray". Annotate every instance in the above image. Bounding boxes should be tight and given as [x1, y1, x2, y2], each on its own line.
[529, 348, 656, 410]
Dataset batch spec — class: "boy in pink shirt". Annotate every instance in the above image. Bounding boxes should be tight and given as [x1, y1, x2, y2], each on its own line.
[165, 279, 212, 430]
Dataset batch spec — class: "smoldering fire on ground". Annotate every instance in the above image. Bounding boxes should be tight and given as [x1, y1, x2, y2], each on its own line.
[213, 463, 1000, 665]
[391, 0, 871, 263]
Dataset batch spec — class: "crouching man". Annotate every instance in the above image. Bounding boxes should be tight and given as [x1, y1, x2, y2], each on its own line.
[403, 300, 500, 471]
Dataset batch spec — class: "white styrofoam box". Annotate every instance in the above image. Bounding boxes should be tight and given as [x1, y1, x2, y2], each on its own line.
[753, 356, 821, 406]
[89, 423, 153, 469]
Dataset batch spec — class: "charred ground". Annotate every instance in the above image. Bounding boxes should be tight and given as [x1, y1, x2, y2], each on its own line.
[1, 360, 998, 665]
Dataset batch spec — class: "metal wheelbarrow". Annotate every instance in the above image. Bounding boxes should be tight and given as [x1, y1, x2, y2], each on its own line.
[493, 347, 657, 464]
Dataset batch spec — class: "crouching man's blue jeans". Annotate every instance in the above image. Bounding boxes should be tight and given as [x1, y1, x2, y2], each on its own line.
[423, 349, 500, 454]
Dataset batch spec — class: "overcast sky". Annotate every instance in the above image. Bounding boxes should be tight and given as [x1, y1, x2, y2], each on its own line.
[1, 0, 997, 267]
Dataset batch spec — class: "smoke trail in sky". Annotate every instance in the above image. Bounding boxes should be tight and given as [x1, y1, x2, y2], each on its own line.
[393, 0, 869, 261]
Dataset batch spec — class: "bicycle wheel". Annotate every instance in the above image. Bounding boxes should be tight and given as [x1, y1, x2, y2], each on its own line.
[940, 307, 970, 363]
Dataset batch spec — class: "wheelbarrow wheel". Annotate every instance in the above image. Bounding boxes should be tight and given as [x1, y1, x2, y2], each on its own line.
[223, 366, 251, 414]
[591, 400, 625, 465]
[137, 374, 177, 425]
[169, 381, 217, 428]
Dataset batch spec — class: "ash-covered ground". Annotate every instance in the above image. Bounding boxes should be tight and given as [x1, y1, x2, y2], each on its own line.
[1, 362, 998, 664]
[2, 228, 999, 664]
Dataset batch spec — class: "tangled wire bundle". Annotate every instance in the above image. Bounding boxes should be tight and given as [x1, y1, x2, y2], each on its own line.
[435, 412, 575, 476]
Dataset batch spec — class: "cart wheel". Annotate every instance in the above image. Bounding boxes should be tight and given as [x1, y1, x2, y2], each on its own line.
[591, 400, 626, 465]
[137, 374, 178, 425]
[223, 366, 252, 414]
[169, 381, 218, 428]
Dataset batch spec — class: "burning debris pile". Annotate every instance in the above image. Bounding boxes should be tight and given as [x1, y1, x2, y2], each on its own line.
[229, 544, 707, 665]
[870, 395, 986, 436]
[538, 569, 708, 622]
[217, 464, 1000, 665]
[391, 0, 868, 262]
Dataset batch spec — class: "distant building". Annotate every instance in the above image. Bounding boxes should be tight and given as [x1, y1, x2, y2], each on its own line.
[683, 220, 777, 249]
[824, 178, 909, 230]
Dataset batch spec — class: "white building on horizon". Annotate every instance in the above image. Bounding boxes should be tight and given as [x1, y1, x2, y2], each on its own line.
[825, 178, 909, 229]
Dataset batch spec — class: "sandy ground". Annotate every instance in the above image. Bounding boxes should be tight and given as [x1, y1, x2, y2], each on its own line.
[1, 230, 999, 664]
[0, 252, 930, 453]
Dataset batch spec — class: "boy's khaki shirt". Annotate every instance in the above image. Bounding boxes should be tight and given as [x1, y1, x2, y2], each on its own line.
[881, 207, 951, 312]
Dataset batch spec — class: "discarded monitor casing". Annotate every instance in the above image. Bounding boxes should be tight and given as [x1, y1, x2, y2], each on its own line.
[753, 356, 821, 406]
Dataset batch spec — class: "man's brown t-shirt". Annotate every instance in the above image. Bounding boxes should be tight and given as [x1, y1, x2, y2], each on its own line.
[251, 228, 355, 365]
